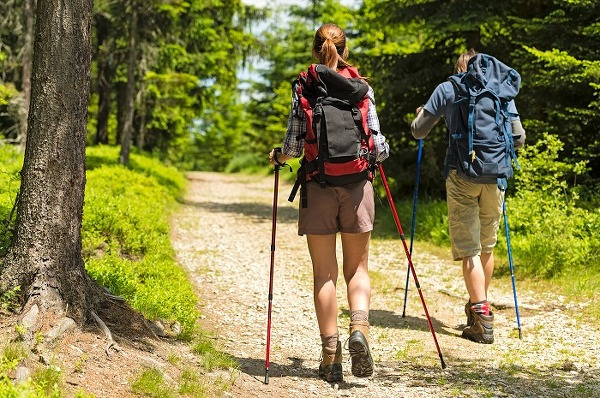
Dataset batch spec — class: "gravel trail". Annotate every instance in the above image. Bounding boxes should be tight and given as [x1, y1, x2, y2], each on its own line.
[171, 171, 599, 398]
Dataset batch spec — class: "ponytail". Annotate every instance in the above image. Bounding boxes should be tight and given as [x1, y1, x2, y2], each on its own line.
[319, 38, 339, 69]
[313, 24, 352, 70]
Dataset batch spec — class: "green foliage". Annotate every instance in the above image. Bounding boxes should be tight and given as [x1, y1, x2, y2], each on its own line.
[498, 134, 600, 277]
[352, 0, 600, 198]
[0, 145, 22, 255]
[0, 349, 62, 398]
[0, 82, 17, 107]
[85, 0, 258, 167]
[225, 153, 270, 175]
[373, 197, 449, 247]
[142, 71, 199, 162]
[83, 146, 197, 338]
[85, 145, 186, 198]
[187, 87, 250, 171]
[178, 369, 210, 397]
[191, 334, 238, 371]
[131, 368, 175, 398]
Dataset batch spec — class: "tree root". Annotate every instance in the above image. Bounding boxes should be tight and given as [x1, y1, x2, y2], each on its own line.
[90, 310, 121, 356]
[102, 286, 125, 302]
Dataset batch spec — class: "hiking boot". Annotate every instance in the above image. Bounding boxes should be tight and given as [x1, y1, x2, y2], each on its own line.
[348, 321, 373, 378]
[462, 309, 494, 344]
[319, 340, 343, 382]
[465, 301, 474, 326]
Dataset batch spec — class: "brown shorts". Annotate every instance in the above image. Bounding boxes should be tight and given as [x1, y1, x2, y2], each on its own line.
[298, 180, 375, 235]
[446, 169, 504, 260]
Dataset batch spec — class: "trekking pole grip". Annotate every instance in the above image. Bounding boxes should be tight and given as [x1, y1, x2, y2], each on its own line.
[272, 147, 292, 172]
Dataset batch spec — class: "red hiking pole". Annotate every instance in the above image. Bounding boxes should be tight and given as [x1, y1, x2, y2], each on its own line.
[378, 163, 446, 369]
[264, 148, 290, 384]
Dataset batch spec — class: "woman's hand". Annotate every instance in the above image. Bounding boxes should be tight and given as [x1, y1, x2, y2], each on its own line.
[268, 149, 278, 165]
[269, 149, 292, 166]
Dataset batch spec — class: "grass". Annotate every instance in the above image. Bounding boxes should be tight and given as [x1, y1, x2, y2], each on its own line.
[192, 334, 238, 371]
[131, 368, 175, 398]
[394, 338, 423, 360]
[0, 344, 65, 398]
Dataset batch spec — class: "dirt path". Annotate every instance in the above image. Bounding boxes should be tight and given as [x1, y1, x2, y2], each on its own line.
[171, 172, 600, 398]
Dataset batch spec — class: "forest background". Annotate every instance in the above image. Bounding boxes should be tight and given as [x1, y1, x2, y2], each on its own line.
[1, 0, 598, 306]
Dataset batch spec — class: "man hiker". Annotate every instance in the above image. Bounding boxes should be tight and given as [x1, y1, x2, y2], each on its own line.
[410, 50, 526, 344]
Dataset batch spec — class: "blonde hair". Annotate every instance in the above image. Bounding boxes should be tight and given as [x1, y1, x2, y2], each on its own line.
[455, 49, 477, 73]
[312, 24, 351, 70]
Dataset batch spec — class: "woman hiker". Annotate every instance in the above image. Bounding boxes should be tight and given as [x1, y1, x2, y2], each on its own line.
[269, 23, 389, 382]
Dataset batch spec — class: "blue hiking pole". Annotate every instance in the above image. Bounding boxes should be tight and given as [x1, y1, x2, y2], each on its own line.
[402, 139, 423, 318]
[502, 192, 523, 339]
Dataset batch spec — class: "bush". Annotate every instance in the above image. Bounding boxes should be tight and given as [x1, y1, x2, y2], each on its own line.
[83, 146, 197, 337]
[86, 145, 186, 198]
[498, 134, 600, 277]
[374, 197, 449, 247]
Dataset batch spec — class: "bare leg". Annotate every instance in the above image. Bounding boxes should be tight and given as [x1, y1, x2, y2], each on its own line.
[307, 234, 339, 336]
[462, 254, 486, 303]
[480, 251, 494, 296]
[341, 232, 371, 313]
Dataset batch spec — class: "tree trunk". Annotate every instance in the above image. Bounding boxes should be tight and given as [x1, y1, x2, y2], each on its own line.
[119, 3, 138, 164]
[116, 81, 126, 145]
[466, 29, 481, 52]
[95, 14, 111, 145]
[135, 52, 147, 151]
[19, 0, 35, 151]
[0, 0, 98, 323]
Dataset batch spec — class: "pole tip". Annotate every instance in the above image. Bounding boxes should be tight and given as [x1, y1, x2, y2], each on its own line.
[440, 355, 447, 369]
[518, 328, 523, 340]
[264, 370, 269, 385]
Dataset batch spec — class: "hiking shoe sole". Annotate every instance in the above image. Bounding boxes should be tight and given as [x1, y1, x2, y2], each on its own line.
[318, 363, 343, 382]
[461, 328, 494, 344]
[348, 331, 373, 378]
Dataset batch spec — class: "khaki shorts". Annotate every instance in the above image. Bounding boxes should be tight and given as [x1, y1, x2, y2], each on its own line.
[298, 180, 374, 235]
[446, 170, 504, 260]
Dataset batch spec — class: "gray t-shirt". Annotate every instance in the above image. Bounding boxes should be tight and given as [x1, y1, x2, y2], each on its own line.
[424, 81, 518, 121]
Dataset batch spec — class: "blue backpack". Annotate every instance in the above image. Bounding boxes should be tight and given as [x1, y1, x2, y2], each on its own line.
[446, 53, 521, 185]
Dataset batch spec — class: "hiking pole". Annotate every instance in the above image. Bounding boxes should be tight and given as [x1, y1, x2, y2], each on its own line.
[378, 163, 446, 369]
[264, 148, 291, 384]
[402, 139, 423, 317]
[502, 193, 523, 339]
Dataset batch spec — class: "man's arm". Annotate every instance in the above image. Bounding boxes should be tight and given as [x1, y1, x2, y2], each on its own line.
[512, 119, 526, 149]
[411, 108, 441, 139]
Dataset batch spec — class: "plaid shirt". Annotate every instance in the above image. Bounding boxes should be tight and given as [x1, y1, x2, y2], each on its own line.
[282, 86, 390, 162]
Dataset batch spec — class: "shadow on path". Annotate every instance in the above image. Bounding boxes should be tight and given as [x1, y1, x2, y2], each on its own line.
[375, 352, 600, 397]
[341, 309, 457, 338]
[232, 355, 370, 390]
[182, 200, 298, 223]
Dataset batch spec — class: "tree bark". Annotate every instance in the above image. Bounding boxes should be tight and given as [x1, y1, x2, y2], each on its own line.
[116, 81, 126, 145]
[0, 0, 99, 323]
[466, 29, 481, 52]
[19, 0, 35, 151]
[135, 52, 147, 151]
[95, 14, 111, 145]
[119, 2, 138, 164]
